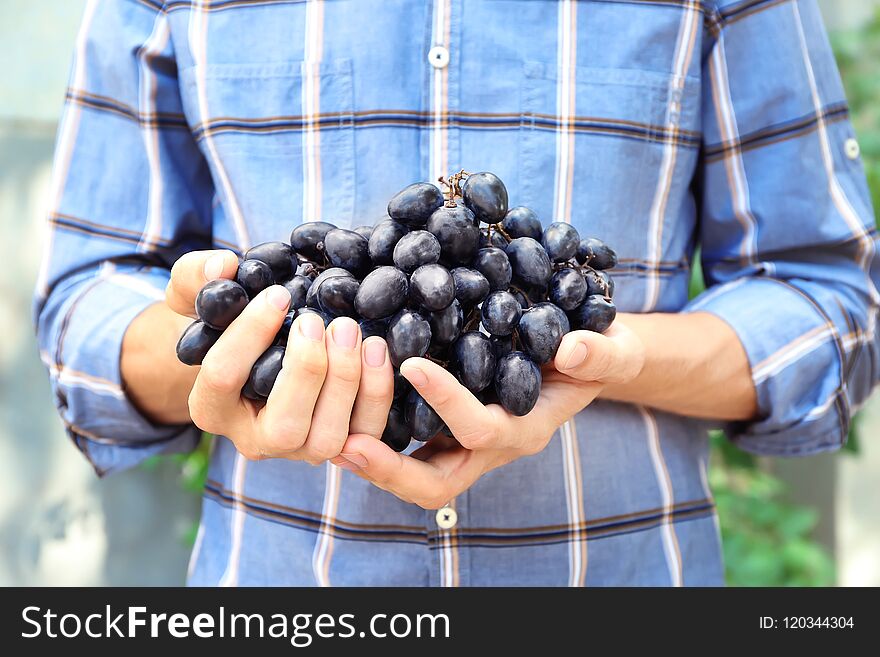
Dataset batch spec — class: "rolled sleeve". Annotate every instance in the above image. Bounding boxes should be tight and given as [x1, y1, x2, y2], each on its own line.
[38, 264, 200, 475]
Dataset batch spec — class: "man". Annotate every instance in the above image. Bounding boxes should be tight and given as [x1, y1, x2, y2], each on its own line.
[36, 0, 878, 586]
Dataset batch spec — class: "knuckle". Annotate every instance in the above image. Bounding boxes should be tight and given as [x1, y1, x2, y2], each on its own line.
[261, 418, 307, 452]
[328, 360, 361, 386]
[292, 349, 328, 379]
[198, 366, 240, 397]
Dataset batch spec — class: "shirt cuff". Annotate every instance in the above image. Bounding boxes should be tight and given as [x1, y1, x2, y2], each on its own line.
[44, 264, 200, 475]
[684, 277, 847, 456]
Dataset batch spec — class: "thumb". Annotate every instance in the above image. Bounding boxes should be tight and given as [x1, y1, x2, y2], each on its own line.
[553, 324, 644, 384]
[166, 249, 240, 317]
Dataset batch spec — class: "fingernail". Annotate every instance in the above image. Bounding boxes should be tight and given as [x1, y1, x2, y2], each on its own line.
[364, 339, 387, 367]
[298, 312, 325, 342]
[401, 362, 428, 387]
[331, 318, 359, 349]
[335, 459, 360, 472]
[204, 253, 225, 281]
[563, 342, 588, 370]
[340, 452, 368, 468]
[266, 285, 291, 311]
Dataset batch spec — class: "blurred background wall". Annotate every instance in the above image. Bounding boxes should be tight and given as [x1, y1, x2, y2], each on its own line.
[0, 0, 877, 586]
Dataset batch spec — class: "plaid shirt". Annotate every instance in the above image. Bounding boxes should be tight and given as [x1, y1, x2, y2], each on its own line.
[35, 0, 878, 586]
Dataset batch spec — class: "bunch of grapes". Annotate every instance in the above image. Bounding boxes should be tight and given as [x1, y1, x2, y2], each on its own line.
[177, 171, 617, 452]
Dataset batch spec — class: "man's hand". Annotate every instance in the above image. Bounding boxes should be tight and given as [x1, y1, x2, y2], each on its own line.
[331, 322, 645, 509]
[125, 249, 395, 464]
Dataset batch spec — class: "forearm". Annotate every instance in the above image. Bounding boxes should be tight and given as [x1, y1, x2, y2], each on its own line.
[600, 312, 757, 421]
[121, 303, 197, 425]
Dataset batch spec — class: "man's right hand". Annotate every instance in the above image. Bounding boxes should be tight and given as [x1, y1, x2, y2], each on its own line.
[139, 249, 395, 464]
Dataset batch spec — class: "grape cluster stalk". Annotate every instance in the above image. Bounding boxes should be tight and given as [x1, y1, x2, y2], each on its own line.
[177, 171, 618, 452]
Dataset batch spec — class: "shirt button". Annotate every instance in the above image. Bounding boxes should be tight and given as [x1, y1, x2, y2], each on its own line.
[428, 45, 450, 69]
[435, 506, 457, 529]
[845, 137, 860, 160]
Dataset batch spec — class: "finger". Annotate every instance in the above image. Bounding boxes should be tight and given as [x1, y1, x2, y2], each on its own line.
[259, 311, 329, 456]
[189, 285, 290, 432]
[331, 433, 474, 509]
[166, 249, 239, 317]
[553, 323, 644, 384]
[349, 338, 394, 438]
[300, 317, 363, 463]
[399, 357, 505, 451]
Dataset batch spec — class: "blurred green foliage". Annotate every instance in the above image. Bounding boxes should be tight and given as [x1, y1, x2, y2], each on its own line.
[151, 10, 880, 586]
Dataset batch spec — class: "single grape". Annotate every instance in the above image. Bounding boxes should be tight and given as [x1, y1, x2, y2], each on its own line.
[247, 346, 285, 398]
[368, 219, 409, 265]
[352, 225, 373, 240]
[506, 237, 552, 287]
[510, 287, 530, 309]
[323, 228, 371, 277]
[481, 290, 522, 337]
[451, 267, 490, 308]
[428, 299, 463, 345]
[602, 272, 615, 298]
[583, 268, 614, 298]
[393, 230, 441, 274]
[405, 390, 444, 441]
[426, 203, 480, 265]
[305, 267, 354, 308]
[494, 351, 541, 416]
[359, 318, 389, 340]
[490, 335, 514, 361]
[409, 263, 455, 312]
[502, 206, 542, 240]
[290, 221, 336, 261]
[235, 259, 274, 299]
[386, 309, 432, 367]
[176, 320, 221, 366]
[428, 341, 451, 362]
[354, 266, 409, 319]
[451, 331, 496, 392]
[542, 222, 580, 262]
[241, 376, 265, 402]
[275, 310, 296, 345]
[244, 241, 294, 281]
[461, 171, 508, 224]
[549, 268, 588, 311]
[387, 182, 444, 227]
[280, 274, 312, 309]
[568, 295, 616, 333]
[393, 370, 411, 401]
[473, 247, 512, 291]
[576, 237, 618, 270]
[297, 306, 333, 327]
[479, 228, 508, 249]
[381, 406, 411, 452]
[316, 276, 359, 317]
[517, 302, 568, 364]
[196, 279, 249, 330]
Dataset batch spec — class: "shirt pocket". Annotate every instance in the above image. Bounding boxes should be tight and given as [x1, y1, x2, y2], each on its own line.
[179, 59, 355, 243]
[518, 62, 699, 239]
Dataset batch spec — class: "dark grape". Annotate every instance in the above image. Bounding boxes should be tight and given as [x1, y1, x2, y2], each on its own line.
[275, 310, 296, 345]
[502, 206, 542, 240]
[244, 241, 294, 281]
[359, 318, 389, 340]
[386, 309, 432, 367]
[368, 219, 409, 265]
[576, 237, 618, 270]
[393, 230, 441, 274]
[241, 376, 265, 401]
[353, 225, 373, 240]
[247, 346, 285, 398]
[196, 279, 249, 330]
[517, 302, 568, 364]
[451, 331, 495, 392]
[451, 267, 490, 308]
[490, 335, 514, 361]
[479, 229, 508, 250]
[461, 172, 508, 224]
[381, 406, 411, 452]
[297, 307, 333, 327]
[387, 182, 444, 227]
[428, 299, 463, 345]
[426, 203, 480, 265]
[323, 228, 371, 276]
[473, 247, 512, 291]
[393, 370, 411, 400]
[409, 264, 455, 312]
[290, 221, 336, 261]
[494, 351, 541, 416]
[583, 268, 613, 298]
[235, 259, 274, 299]
[280, 274, 312, 310]
[549, 268, 588, 311]
[569, 295, 616, 333]
[176, 320, 221, 366]
[481, 290, 522, 337]
[405, 390, 444, 441]
[306, 267, 354, 308]
[355, 266, 409, 319]
[316, 276, 359, 317]
[542, 222, 580, 262]
[506, 237, 552, 287]
[510, 287, 530, 309]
